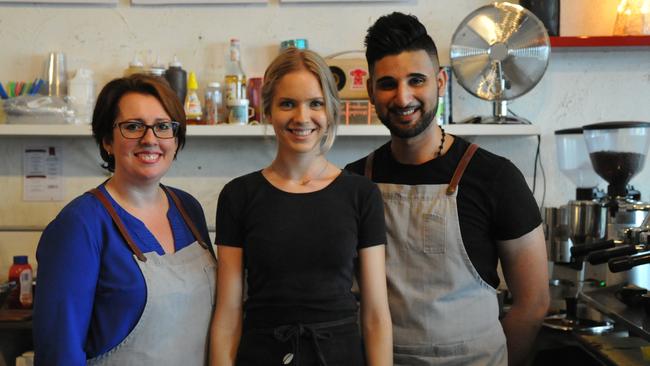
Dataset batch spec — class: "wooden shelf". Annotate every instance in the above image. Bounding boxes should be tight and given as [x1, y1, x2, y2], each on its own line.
[550, 35, 650, 49]
[0, 123, 541, 137]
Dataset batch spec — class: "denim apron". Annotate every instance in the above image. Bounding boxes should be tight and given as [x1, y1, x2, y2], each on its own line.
[86, 186, 217, 366]
[365, 144, 507, 366]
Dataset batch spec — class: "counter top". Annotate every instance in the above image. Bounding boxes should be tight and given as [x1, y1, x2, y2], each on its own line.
[580, 285, 650, 342]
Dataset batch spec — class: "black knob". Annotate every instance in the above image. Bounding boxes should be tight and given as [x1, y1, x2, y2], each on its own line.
[588, 245, 638, 265]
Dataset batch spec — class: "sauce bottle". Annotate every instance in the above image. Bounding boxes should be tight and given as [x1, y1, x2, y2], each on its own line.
[124, 55, 145, 77]
[184, 71, 203, 125]
[146, 55, 166, 78]
[8, 256, 33, 309]
[165, 55, 187, 104]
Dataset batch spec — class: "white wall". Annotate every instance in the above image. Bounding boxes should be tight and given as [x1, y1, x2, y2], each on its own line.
[1, 0, 650, 278]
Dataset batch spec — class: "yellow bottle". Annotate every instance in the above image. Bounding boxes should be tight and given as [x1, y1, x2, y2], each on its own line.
[184, 71, 203, 125]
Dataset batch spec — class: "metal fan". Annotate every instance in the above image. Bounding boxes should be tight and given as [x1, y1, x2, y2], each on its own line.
[450, 2, 550, 124]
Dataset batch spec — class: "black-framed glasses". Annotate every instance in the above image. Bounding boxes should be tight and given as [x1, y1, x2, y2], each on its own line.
[115, 120, 180, 139]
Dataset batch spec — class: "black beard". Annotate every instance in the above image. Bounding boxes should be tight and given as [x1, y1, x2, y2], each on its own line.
[379, 104, 438, 139]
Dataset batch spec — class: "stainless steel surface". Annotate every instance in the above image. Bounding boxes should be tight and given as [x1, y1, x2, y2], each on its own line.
[544, 207, 558, 260]
[450, 2, 550, 102]
[551, 205, 573, 263]
[567, 200, 606, 244]
[580, 284, 650, 342]
[605, 205, 650, 289]
[549, 201, 606, 263]
[543, 313, 614, 334]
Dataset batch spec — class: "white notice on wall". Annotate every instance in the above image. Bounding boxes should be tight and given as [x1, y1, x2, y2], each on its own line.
[23, 145, 64, 201]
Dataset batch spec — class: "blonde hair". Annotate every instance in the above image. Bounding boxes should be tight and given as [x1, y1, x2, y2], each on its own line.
[262, 48, 340, 154]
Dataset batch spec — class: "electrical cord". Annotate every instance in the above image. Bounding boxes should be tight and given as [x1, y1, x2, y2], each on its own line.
[510, 108, 545, 209]
[532, 134, 547, 214]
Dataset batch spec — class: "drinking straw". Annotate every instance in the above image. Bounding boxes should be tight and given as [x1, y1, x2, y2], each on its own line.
[14, 82, 24, 97]
[0, 82, 8, 99]
[30, 79, 44, 95]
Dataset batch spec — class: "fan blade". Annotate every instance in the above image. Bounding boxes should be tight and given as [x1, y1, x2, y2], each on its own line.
[466, 13, 501, 45]
[501, 58, 535, 98]
[451, 52, 491, 87]
[449, 2, 550, 103]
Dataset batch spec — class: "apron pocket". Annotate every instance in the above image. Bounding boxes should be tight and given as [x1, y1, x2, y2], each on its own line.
[422, 212, 446, 254]
[394, 341, 467, 358]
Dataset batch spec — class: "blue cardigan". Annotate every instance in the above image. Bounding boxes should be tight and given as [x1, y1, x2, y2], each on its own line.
[33, 184, 211, 365]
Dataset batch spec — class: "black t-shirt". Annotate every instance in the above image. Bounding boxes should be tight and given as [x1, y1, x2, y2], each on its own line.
[215, 170, 386, 328]
[345, 137, 541, 288]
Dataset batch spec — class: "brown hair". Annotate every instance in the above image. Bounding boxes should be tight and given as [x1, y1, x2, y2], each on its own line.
[262, 48, 341, 154]
[91, 74, 186, 172]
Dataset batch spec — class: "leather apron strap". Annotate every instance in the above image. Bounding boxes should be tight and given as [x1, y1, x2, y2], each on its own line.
[161, 186, 209, 250]
[89, 188, 147, 262]
[364, 151, 375, 179]
[364, 143, 480, 195]
[89, 185, 210, 262]
[446, 143, 479, 195]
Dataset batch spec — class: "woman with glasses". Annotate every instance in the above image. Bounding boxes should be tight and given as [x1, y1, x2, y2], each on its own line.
[33, 74, 216, 366]
[211, 48, 392, 366]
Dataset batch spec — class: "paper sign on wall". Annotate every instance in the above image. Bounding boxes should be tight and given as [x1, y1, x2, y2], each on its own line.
[23, 145, 64, 201]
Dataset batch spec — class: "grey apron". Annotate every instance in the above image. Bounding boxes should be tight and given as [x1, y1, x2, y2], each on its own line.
[86, 187, 217, 366]
[365, 144, 507, 366]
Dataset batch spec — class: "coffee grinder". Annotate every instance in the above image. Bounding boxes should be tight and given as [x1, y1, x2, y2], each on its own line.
[581, 121, 650, 289]
[543, 128, 614, 332]
[547, 128, 605, 272]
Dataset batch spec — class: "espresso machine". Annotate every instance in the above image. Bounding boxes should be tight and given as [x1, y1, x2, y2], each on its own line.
[545, 129, 607, 326]
[548, 123, 650, 286]
[544, 123, 650, 331]
[580, 121, 650, 290]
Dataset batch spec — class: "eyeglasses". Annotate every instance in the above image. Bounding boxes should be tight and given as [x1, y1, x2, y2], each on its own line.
[115, 120, 180, 139]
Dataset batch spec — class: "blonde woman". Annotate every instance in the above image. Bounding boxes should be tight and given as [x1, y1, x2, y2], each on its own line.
[211, 48, 392, 366]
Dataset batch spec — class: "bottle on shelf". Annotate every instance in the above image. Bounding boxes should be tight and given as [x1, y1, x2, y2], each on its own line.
[204, 82, 224, 125]
[146, 56, 166, 78]
[68, 68, 96, 125]
[247, 77, 263, 124]
[224, 38, 247, 117]
[184, 71, 203, 125]
[165, 55, 188, 104]
[124, 55, 145, 77]
[8, 255, 33, 309]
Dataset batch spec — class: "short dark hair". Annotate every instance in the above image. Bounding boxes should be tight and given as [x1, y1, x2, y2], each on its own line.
[92, 74, 186, 172]
[365, 12, 439, 72]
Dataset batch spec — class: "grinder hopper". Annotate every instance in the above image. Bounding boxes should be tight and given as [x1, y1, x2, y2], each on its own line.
[555, 127, 603, 200]
[583, 122, 650, 198]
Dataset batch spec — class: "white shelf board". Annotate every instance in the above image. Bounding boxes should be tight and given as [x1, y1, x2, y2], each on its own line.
[0, 124, 93, 136]
[0, 123, 540, 137]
